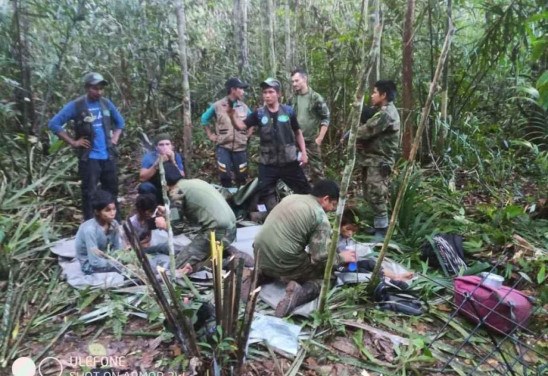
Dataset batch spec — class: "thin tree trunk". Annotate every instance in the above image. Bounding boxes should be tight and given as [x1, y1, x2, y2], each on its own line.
[12, 0, 36, 133]
[318, 1, 384, 313]
[266, 0, 277, 76]
[175, 0, 193, 170]
[367, 23, 455, 293]
[284, 0, 293, 74]
[402, 0, 415, 160]
[234, 0, 250, 77]
[437, 0, 452, 155]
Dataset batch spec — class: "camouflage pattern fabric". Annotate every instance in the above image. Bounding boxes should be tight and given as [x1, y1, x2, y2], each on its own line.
[304, 140, 325, 183]
[362, 166, 390, 229]
[355, 101, 400, 229]
[356, 101, 400, 168]
[175, 226, 236, 268]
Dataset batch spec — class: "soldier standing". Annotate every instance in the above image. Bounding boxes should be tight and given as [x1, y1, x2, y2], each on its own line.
[290, 68, 331, 183]
[356, 80, 400, 239]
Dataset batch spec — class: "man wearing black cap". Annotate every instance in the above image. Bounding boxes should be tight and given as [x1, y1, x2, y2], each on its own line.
[230, 78, 311, 211]
[49, 72, 125, 220]
[200, 77, 251, 187]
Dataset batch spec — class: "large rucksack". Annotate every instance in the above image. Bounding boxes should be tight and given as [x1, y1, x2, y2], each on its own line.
[453, 275, 534, 334]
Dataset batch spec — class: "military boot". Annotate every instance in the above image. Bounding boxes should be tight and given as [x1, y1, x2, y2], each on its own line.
[374, 227, 387, 241]
[275, 281, 320, 317]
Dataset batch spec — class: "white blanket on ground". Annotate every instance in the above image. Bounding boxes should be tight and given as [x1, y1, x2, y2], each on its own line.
[50, 230, 193, 290]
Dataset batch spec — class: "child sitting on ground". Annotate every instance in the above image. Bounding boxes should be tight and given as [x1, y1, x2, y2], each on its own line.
[128, 193, 192, 275]
[75, 190, 124, 274]
[337, 214, 414, 282]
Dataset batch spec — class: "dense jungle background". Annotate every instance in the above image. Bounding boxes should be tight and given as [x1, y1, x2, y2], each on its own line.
[0, 0, 547, 375]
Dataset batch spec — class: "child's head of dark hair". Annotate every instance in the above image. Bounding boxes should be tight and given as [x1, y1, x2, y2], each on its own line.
[374, 80, 397, 102]
[135, 194, 158, 216]
[341, 207, 359, 227]
[91, 190, 115, 211]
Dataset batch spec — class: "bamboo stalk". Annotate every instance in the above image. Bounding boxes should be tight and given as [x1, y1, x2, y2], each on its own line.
[0, 265, 20, 366]
[318, 2, 384, 313]
[158, 268, 200, 356]
[123, 221, 192, 355]
[367, 22, 456, 293]
[158, 157, 176, 278]
[236, 286, 261, 372]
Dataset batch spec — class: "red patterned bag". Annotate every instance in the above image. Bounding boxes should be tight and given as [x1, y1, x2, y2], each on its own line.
[453, 275, 533, 334]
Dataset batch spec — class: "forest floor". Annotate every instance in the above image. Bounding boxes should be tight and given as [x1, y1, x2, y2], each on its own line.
[5, 145, 547, 376]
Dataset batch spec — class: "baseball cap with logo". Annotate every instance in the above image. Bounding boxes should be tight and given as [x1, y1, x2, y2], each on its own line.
[84, 72, 108, 86]
[260, 77, 281, 91]
[225, 77, 249, 90]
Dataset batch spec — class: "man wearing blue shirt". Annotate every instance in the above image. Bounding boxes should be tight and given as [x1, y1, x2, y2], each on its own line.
[200, 77, 252, 187]
[139, 133, 185, 203]
[49, 72, 125, 220]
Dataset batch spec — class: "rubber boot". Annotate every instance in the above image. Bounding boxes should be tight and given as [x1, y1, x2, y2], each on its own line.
[374, 227, 387, 241]
[224, 245, 255, 267]
[275, 281, 320, 317]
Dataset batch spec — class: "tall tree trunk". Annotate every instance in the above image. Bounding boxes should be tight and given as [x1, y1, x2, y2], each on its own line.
[266, 0, 277, 76]
[401, 0, 415, 160]
[234, 0, 250, 77]
[12, 0, 36, 134]
[175, 0, 193, 170]
[437, 0, 452, 155]
[318, 0, 384, 313]
[284, 0, 293, 73]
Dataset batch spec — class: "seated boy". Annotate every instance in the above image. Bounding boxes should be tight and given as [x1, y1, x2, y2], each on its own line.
[129, 193, 169, 254]
[128, 193, 193, 275]
[75, 190, 123, 274]
[337, 214, 413, 282]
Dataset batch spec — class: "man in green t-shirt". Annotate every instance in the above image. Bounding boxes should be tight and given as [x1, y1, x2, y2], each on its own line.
[254, 180, 356, 317]
[290, 68, 331, 183]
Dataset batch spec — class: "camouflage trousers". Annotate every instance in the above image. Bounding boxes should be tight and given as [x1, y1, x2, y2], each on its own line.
[175, 226, 237, 268]
[303, 140, 325, 183]
[255, 247, 326, 291]
[362, 165, 391, 229]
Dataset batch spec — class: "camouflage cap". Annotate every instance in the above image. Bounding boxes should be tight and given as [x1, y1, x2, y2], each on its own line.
[84, 72, 108, 86]
[260, 77, 281, 92]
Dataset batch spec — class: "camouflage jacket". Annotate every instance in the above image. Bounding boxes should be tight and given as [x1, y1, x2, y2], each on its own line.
[356, 101, 400, 167]
[289, 87, 330, 141]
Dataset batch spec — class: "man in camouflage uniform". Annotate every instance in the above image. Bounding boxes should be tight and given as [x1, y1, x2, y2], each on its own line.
[253, 180, 356, 317]
[200, 77, 251, 187]
[167, 177, 237, 269]
[356, 80, 400, 239]
[290, 68, 331, 183]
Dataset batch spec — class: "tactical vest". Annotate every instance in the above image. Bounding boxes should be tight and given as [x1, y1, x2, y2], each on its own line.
[257, 105, 298, 166]
[213, 98, 249, 151]
[74, 95, 114, 160]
